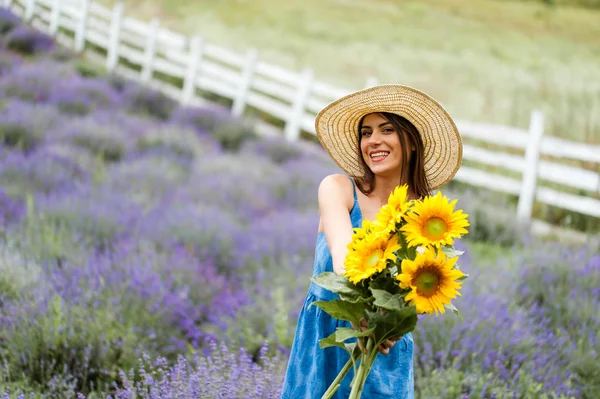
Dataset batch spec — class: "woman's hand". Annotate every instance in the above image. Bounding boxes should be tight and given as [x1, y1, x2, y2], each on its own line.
[352, 317, 402, 355]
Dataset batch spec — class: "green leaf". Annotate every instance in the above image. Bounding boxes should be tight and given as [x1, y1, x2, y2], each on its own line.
[319, 331, 347, 349]
[370, 289, 405, 311]
[345, 342, 357, 354]
[335, 327, 375, 342]
[457, 272, 469, 281]
[311, 272, 369, 301]
[310, 299, 369, 326]
[343, 295, 375, 304]
[369, 273, 400, 295]
[365, 306, 418, 344]
[441, 245, 465, 258]
[444, 303, 463, 319]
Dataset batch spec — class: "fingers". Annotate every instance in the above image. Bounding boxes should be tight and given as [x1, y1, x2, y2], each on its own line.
[359, 317, 368, 330]
[378, 339, 396, 355]
[355, 319, 405, 355]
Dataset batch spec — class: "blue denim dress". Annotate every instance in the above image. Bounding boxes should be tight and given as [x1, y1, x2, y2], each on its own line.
[281, 177, 414, 399]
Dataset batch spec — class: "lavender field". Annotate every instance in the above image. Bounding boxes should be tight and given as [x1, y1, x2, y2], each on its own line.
[0, 8, 598, 399]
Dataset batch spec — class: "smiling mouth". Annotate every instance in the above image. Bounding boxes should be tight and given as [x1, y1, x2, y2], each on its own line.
[370, 151, 390, 162]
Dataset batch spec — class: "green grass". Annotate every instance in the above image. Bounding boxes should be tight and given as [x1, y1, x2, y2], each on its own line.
[96, 0, 600, 144]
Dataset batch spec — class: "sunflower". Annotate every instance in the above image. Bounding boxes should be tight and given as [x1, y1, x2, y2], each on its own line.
[373, 185, 410, 237]
[401, 191, 469, 248]
[396, 248, 464, 315]
[344, 231, 400, 284]
[349, 219, 374, 245]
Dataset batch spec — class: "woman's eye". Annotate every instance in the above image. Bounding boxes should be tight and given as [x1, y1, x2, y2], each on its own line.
[383, 128, 394, 133]
[361, 131, 372, 136]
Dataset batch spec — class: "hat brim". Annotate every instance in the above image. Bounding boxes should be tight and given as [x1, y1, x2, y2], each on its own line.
[314, 84, 462, 190]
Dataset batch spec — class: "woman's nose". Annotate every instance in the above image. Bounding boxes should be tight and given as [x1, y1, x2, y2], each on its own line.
[368, 131, 382, 145]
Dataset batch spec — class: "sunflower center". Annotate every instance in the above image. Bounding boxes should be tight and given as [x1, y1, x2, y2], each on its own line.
[423, 217, 448, 240]
[366, 249, 383, 269]
[414, 267, 441, 297]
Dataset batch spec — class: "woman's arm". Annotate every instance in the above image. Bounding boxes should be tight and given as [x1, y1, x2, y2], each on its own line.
[318, 174, 355, 275]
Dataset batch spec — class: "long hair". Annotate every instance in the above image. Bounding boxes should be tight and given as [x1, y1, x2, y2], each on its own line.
[355, 112, 431, 199]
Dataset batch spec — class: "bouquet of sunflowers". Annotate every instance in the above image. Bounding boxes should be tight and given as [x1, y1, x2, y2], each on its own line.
[311, 186, 470, 399]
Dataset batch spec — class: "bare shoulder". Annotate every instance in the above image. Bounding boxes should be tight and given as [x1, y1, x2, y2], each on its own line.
[318, 174, 354, 211]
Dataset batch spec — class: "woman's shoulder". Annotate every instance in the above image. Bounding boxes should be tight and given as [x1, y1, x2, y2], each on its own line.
[318, 173, 354, 191]
[318, 174, 355, 209]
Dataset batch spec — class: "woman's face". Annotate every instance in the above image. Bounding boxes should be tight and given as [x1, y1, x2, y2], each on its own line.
[359, 113, 405, 177]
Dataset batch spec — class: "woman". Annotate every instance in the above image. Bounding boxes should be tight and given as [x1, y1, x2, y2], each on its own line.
[281, 85, 463, 398]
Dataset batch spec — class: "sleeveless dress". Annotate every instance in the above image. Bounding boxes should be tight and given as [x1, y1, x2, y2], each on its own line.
[281, 177, 414, 399]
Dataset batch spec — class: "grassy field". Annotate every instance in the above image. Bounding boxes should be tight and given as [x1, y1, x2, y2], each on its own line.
[96, 0, 600, 144]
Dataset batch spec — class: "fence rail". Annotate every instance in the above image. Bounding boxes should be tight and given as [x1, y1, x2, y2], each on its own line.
[6, 0, 600, 228]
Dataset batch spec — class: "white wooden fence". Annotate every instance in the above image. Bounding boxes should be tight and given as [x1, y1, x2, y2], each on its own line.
[4, 0, 600, 229]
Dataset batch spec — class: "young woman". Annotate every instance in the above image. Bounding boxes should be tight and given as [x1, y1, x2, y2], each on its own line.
[281, 85, 463, 399]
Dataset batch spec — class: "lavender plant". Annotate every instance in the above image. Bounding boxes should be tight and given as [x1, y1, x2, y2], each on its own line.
[0, 100, 61, 152]
[32, 185, 143, 245]
[0, 59, 75, 102]
[0, 149, 88, 197]
[51, 115, 138, 163]
[110, 341, 284, 399]
[241, 136, 304, 164]
[47, 77, 122, 116]
[121, 83, 177, 120]
[170, 104, 234, 134]
[0, 7, 20, 35]
[0, 188, 23, 226]
[135, 195, 246, 271]
[135, 124, 221, 162]
[4, 25, 54, 55]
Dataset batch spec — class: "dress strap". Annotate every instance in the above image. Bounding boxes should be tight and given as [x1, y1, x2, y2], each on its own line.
[348, 176, 358, 202]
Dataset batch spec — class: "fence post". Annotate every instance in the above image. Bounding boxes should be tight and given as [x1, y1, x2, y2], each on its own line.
[24, 0, 36, 22]
[48, 0, 61, 36]
[74, 0, 90, 53]
[231, 48, 258, 118]
[181, 36, 204, 105]
[106, 1, 124, 71]
[365, 76, 379, 88]
[140, 18, 160, 82]
[516, 110, 545, 226]
[284, 68, 313, 141]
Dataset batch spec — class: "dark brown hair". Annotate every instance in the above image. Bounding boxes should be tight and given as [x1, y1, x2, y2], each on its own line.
[355, 112, 431, 199]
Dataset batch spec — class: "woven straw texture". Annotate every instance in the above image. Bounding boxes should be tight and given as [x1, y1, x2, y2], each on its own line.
[315, 84, 462, 190]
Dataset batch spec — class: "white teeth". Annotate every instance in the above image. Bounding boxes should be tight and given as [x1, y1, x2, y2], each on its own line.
[370, 151, 389, 159]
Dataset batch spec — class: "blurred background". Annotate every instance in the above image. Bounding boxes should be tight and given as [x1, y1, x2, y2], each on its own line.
[0, 0, 598, 398]
[97, 0, 600, 143]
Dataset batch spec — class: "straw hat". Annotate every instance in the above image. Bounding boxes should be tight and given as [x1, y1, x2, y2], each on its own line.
[314, 84, 462, 190]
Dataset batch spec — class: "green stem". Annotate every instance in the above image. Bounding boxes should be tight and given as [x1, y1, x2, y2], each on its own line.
[348, 338, 377, 399]
[321, 346, 359, 399]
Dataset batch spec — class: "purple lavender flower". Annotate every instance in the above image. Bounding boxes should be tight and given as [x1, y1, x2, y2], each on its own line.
[111, 341, 283, 398]
[0, 7, 21, 35]
[5, 25, 55, 55]
[170, 104, 234, 135]
[121, 83, 177, 121]
[33, 184, 143, 244]
[241, 136, 304, 164]
[135, 123, 221, 162]
[0, 99, 61, 151]
[0, 59, 75, 102]
[0, 51, 22, 77]
[0, 187, 24, 225]
[48, 114, 139, 162]
[136, 198, 246, 272]
[0, 148, 88, 196]
[46, 77, 122, 116]
[105, 152, 191, 208]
